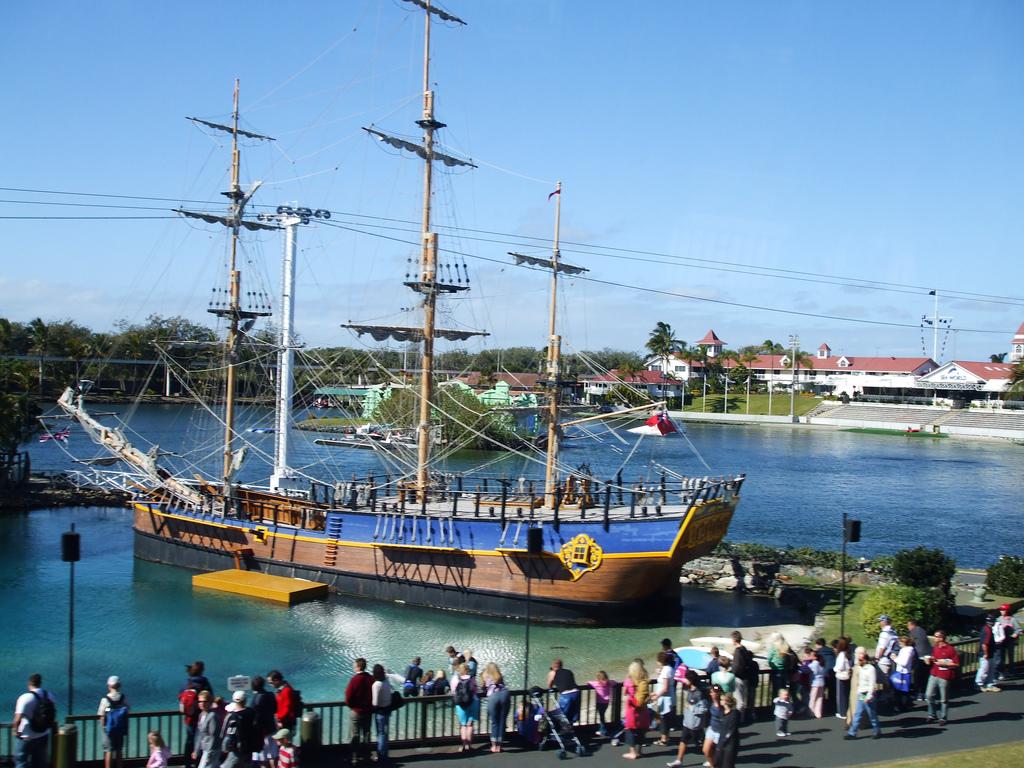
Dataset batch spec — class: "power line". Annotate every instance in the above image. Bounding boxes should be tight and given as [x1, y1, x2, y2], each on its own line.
[318, 219, 1011, 335]
[4, 184, 1024, 306]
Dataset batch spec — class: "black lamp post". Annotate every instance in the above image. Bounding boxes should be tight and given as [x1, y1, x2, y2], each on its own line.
[840, 514, 861, 637]
[62, 523, 81, 715]
[523, 527, 543, 690]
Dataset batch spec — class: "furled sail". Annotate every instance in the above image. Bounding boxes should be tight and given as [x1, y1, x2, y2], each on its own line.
[342, 324, 488, 343]
[509, 251, 588, 275]
[363, 127, 476, 168]
[174, 209, 280, 232]
[186, 117, 275, 141]
[401, 0, 466, 24]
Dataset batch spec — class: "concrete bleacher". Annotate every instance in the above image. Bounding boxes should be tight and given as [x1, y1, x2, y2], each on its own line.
[938, 409, 1024, 432]
[810, 404, 946, 427]
[809, 402, 1024, 438]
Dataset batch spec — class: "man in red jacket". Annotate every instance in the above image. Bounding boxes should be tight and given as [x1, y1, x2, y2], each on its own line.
[344, 658, 374, 764]
[925, 630, 960, 726]
[267, 671, 300, 731]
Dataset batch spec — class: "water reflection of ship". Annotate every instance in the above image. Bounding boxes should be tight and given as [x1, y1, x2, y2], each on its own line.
[57, 0, 745, 625]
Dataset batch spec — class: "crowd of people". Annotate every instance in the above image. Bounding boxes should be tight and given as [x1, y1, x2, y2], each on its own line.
[10, 605, 1020, 768]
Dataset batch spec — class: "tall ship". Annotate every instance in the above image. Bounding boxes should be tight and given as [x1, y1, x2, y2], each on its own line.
[57, 0, 745, 625]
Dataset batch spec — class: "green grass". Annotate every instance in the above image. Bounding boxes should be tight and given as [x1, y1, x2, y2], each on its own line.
[786, 577, 874, 648]
[843, 427, 948, 438]
[853, 742, 1024, 767]
[682, 393, 820, 417]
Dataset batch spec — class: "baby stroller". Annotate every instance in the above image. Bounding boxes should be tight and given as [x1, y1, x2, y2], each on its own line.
[528, 687, 587, 759]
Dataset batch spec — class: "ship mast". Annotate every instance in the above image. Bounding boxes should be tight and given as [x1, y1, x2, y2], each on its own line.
[415, 4, 438, 496]
[345, 0, 486, 499]
[510, 186, 588, 508]
[221, 81, 245, 487]
[176, 80, 276, 497]
[543, 183, 563, 506]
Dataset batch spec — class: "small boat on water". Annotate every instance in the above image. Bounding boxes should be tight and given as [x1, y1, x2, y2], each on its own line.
[57, 0, 746, 625]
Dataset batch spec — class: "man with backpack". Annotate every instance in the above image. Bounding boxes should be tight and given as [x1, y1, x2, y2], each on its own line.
[98, 675, 130, 768]
[344, 658, 374, 765]
[179, 680, 203, 768]
[221, 691, 261, 768]
[12, 673, 57, 768]
[251, 677, 279, 768]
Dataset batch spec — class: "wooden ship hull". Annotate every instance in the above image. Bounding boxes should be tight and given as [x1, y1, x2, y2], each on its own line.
[131, 477, 742, 625]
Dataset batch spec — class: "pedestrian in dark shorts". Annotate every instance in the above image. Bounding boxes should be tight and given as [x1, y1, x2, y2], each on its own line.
[667, 671, 708, 768]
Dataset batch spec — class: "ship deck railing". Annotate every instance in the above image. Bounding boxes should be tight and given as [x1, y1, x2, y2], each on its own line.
[197, 474, 747, 533]
[1, 636, 1002, 767]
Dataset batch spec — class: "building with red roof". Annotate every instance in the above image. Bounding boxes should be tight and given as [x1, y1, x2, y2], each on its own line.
[1012, 321, 1024, 363]
[642, 321, 1022, 403]
[584, 369, 685, 402]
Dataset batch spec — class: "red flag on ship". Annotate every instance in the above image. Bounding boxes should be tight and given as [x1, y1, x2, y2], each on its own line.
[627, 411, 681, 437]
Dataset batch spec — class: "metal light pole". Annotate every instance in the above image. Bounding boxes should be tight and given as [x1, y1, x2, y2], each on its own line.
[62, 523, 81, 715]
[788, 334, 800, 422]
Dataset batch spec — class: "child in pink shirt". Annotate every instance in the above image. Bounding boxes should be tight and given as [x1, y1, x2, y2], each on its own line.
[587, 671, 617, 737]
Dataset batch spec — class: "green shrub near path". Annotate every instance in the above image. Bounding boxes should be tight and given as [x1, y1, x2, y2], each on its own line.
[860, 585, 947, 638]
[891, 546, 956, 593]
[986, 556, 1024, 597]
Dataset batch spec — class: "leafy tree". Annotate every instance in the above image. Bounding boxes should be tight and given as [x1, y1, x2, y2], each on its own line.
[986, 556, 1024, 597]
[990, 352, 1007, 363]
[891, 547, 956, 596]
[607, 383, 647, 406]
[373, 385, 516, 450]
[0, 361, 40, 459]
[573, 348, 645, 373]
[761, 339, 786, 355]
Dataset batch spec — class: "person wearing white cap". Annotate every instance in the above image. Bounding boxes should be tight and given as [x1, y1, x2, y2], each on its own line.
[98, 676, 129, 768]
[221, 691, 259, 768]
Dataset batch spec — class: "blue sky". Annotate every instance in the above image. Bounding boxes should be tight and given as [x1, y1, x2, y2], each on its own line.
[2, 1, 1022, 363]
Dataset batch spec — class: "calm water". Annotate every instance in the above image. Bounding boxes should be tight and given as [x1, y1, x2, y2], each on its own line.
[8, 405, 1021, 713]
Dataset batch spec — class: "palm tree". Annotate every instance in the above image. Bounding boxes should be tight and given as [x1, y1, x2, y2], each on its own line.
[1008, 360, 1024, 399]
[990, 353, 1007, 363]
[645, 322, 684, 377]
[27, 318, 50, 395]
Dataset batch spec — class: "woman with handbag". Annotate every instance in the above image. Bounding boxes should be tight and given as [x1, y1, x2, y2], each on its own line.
[622, 659, 651, 760]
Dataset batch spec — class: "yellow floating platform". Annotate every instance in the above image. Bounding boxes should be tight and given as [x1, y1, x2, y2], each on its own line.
[192, 569, 328, 604]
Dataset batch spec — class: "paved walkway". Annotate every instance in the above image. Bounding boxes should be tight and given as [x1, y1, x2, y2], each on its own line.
[377, 677, 1023, 768]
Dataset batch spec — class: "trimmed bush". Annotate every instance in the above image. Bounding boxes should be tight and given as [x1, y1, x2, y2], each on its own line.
[860, 585, 947, 639]
[986, 556, 1024, 597]
[891, 547, 956, 593]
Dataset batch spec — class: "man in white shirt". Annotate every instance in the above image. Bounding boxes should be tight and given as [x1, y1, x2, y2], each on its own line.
[844, 649, 881, 740]
[13, 674, 57, 768]
[874, 615, 898, 671]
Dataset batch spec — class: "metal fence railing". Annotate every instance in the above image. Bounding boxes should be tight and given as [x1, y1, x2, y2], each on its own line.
[0, 639, 1011, 768]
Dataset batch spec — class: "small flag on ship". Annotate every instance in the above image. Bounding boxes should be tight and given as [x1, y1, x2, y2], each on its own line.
[548, 187, 560, 200]
[40, 428, 71, 443]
